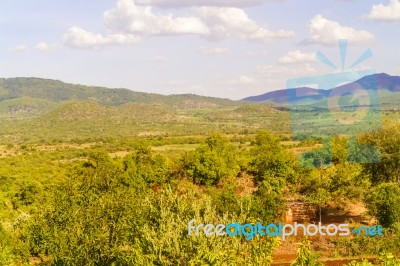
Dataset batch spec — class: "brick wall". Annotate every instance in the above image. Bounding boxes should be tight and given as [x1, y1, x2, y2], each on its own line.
[285, 201, 318, 223]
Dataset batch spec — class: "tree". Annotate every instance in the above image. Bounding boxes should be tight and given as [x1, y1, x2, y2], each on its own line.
[360, 122, 400, 184]
[29, 153, 148, 265]
[248, 131, 297, 183]
[365, 183, 400, 228]
[306, 188, 331, 223]
[12, 180, 43, 209]
[181, 133, 242, 185]
[250, 175, 287, 223]
[122, 144, 169, 185]
[303, 169, 333, 223]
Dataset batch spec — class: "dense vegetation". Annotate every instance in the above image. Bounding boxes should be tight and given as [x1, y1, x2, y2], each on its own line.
[0, 127, 398, 265]
[0, 78, 399, 265]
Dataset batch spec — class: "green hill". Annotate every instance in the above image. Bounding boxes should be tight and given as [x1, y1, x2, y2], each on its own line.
[0, 77, 238, 117]
[0, 78, 289, 143]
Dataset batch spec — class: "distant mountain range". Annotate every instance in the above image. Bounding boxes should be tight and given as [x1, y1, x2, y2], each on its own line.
[242, 73, 400, 106]
[0, 77, 240, 118]
[1, 73, 400, 121]
[0, 77, 238, 106]
[0, 74, 399, 141]
[0, 77, 287, 141]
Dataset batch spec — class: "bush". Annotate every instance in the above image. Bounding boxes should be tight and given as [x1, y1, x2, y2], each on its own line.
[181, 133, 242, 185]
[365, 183, 400, 228]
[248, 131, 296, 183]
[291, 240, 322, 266]
[249, 175, 287, 223]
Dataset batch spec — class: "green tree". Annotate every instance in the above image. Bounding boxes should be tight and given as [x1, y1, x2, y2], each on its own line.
[248, 131, 296, 183]
[12, 180, 44, 209]
[365, 183, 400, 228]
[29, 154, 148, 265]
[360, 122, 400, 184]
[250, 175, 287, 222]
[303, 169, 333, 223]
[122, 144, 169, 185]
[306, 188, 331, 223]
[181, 133, 242, 185]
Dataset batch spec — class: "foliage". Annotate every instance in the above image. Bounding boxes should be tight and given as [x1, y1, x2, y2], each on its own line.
[12, 181, 44, 209]
[28, 156, 280, 265]
[346, 252, 400, 266]
[29, 156, 146, 265]
[346, 260, 373, 266]
[365, 183, 400, 228]
[209, 176, 251, 216]
[360, 122, 400, 184]
[181, 133, 242, 185]
[0, 224, 18, 266]
[248, 130, 297, 183]
[134, 187, 279, 265]
[380, 252, 400, 266]
[301, 137, 380, 168]
[250, 175, 287, 223]
[0, 113, 398, 265]
[306, 187, 331, 222]
[291, 239, 322, 266]
[122, 144, 170, 185]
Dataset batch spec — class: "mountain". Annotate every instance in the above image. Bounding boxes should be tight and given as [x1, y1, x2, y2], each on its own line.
[242, 73, 400, 106]
[0, 77, 238, 118]
[243, 87, 331, 105]
[0, 77, 292, 141]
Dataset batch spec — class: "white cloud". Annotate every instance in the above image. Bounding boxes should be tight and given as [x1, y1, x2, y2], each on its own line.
[63, 26, 140, 49]
[199, 6, 295, 42]
[135, 0, 284, 8]
[9, 45, 28, 52]
[278, 50, 316, 64]
[255, 63, 317, 78]
[228, 75, 257, 87]
[368, 0, 400, 22]
[63, 0, 294, 49]
[35, 42, 58, 51]
[242, 50, 269, 57]
[35, 42, 50, 51]
[237, 75, 256, 84]
[199, 47, 231, 55]
[304, 15, 374, 45]
[104, 0, 209, 36]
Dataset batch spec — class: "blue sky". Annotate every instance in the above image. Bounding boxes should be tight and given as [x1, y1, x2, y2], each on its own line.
[0, 0, 399, 99]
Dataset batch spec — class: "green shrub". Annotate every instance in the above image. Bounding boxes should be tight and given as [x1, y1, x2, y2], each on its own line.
[248, 131, 297, 183]
[181, 133, 242, 185]
[365, 183, 400, 228]
[291, 240, 322, 266]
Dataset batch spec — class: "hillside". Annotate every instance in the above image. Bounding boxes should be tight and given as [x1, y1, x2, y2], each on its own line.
[0, 77, 237, 118]
[0, 77, 289, 142]
[2, 74, 400, 143]
[243, 73, 400, 106]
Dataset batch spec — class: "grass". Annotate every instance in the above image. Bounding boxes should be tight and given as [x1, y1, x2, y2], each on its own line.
[152, 144, 200, 152]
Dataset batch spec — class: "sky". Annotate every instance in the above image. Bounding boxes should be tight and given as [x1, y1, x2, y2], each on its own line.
[0, 0, 400, 100]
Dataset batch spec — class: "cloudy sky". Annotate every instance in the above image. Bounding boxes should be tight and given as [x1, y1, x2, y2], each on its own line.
[1, 0, 399, 99]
